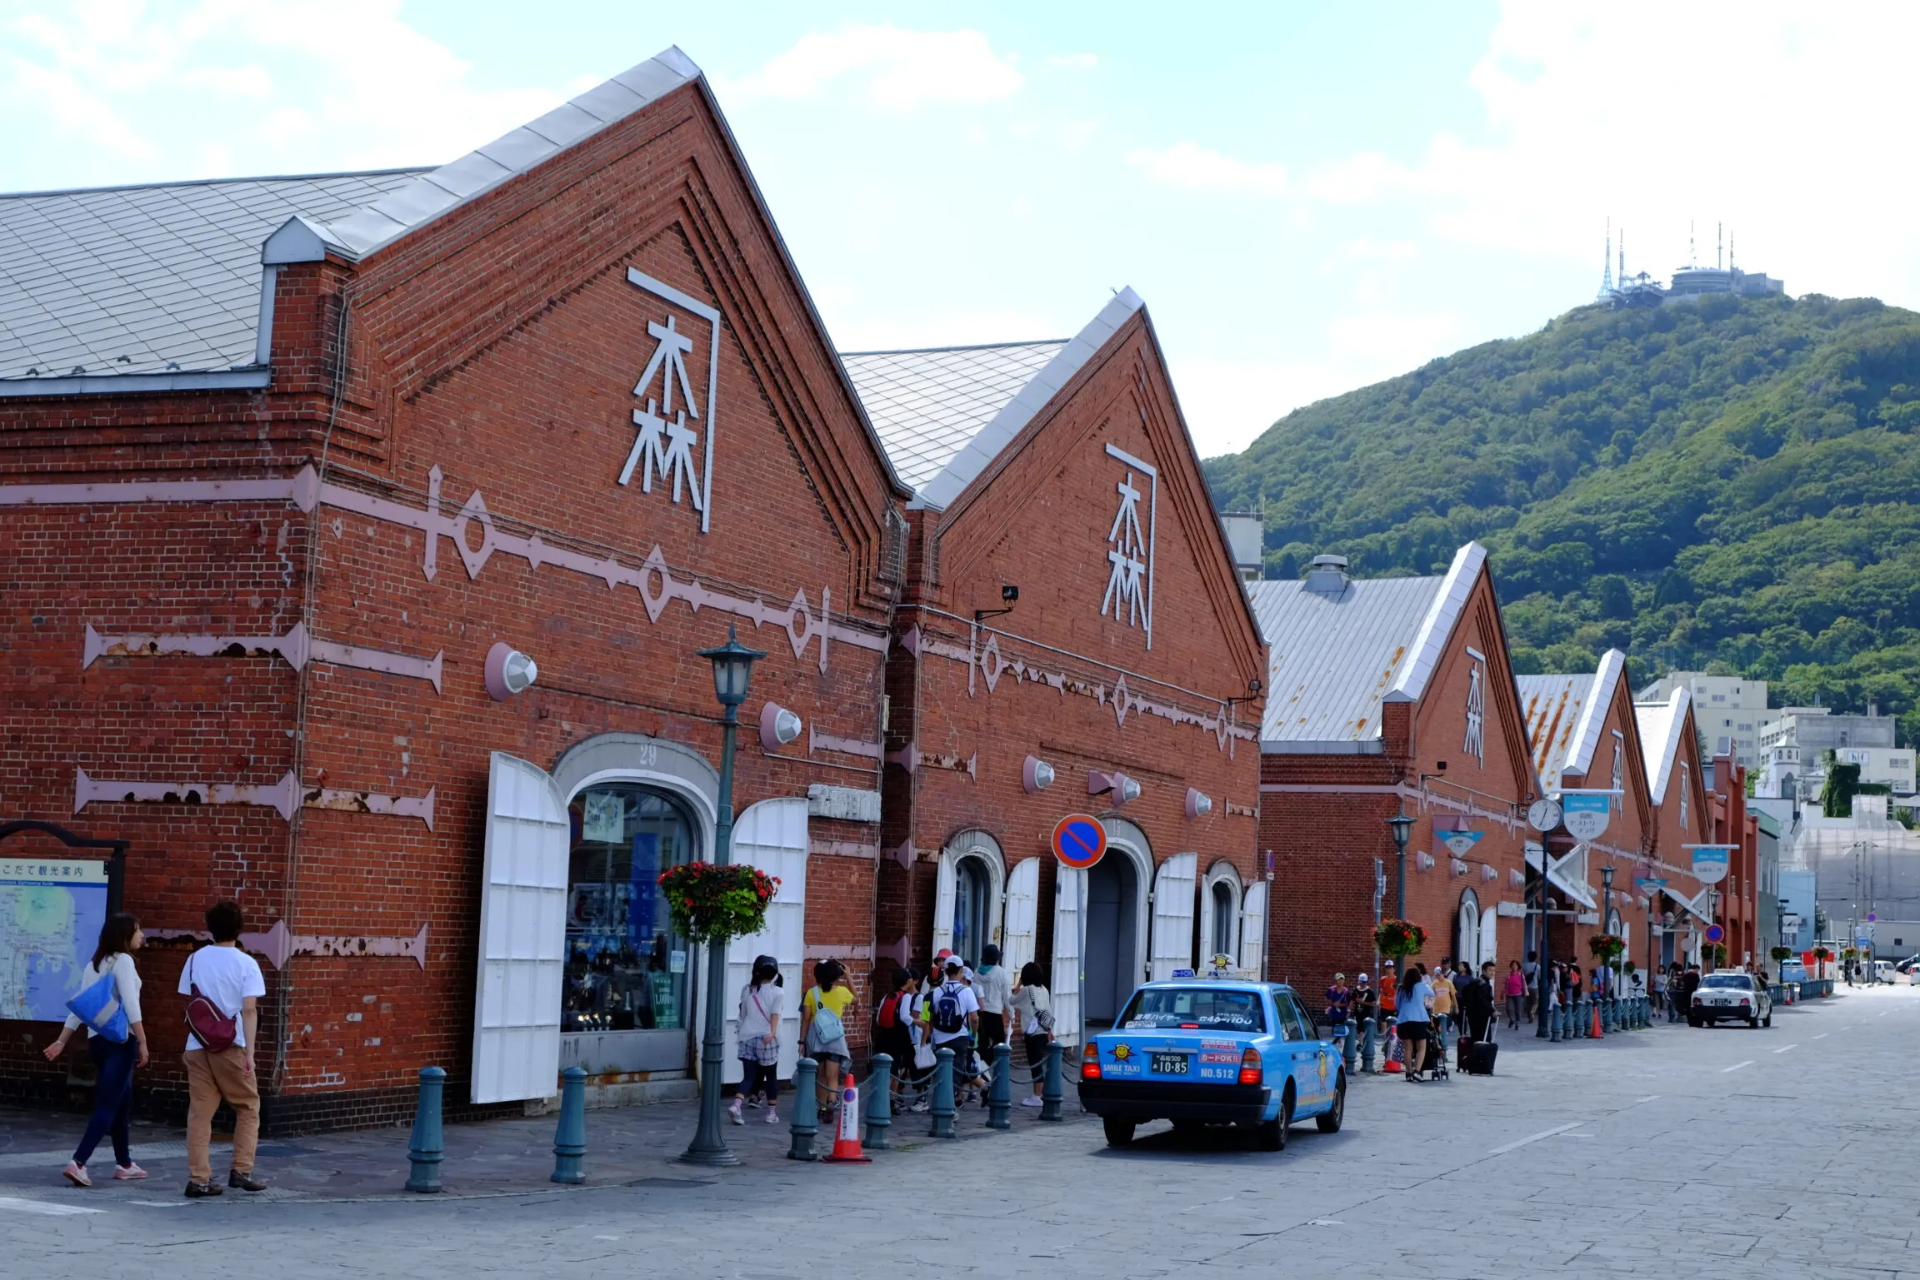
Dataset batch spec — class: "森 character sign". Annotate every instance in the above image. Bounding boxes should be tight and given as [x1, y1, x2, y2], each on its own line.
[1052, 814, 1107, 870]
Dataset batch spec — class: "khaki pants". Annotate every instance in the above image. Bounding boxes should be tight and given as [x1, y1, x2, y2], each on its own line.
[184, 1048, 259, 1183]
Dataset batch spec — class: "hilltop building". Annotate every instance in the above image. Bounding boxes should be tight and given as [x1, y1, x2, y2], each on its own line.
[1594, 222, 1785, 309]
[1758, 706, 1914, 802]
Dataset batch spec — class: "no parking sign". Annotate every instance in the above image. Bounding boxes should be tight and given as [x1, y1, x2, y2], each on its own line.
[1052, 814, 1107, 869]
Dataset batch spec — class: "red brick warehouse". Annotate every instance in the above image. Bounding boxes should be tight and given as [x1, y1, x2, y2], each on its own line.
[0, 49, 914, 1129]
[844, 293, 1268, 1043]
[1250, 546, 1542, 999]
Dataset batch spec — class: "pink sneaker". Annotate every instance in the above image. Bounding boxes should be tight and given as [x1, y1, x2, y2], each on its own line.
[765, 1108, 779, 1125]
[62, 1161, 91, 1188]
[114, 1163, 148, 1180]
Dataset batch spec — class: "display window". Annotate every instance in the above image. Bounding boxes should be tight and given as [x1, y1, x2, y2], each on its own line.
[563, 784, 698, 1033]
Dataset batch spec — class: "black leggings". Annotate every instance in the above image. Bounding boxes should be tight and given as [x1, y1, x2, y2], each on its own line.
[738, 1059, 779, 1103]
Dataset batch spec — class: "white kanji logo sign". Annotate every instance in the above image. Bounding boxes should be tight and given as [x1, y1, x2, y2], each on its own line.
[619, 268, 721, 533]
[1099, 443, 1157, 648]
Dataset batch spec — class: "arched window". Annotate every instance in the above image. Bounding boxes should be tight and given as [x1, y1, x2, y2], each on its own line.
[564, 783, 700, 1032]
[1198, 860, 1243, 970]
[1211, 881, 1235, 958]
[953, 854, 994, 964]
[1456, 889, 1482, 968]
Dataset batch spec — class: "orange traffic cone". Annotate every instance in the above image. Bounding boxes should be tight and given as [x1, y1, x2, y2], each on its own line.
[1590, 1004, 1603, 1038]
[822, 1070, 872, 1163]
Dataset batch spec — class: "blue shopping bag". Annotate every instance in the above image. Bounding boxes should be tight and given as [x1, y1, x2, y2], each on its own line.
[66, 971, 129, 1043]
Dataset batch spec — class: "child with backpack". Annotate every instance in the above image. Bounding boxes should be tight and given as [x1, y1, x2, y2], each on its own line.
[872, 967, 918, 1093]
[925, 956, 981, 1101]
[801, 959, 855, 1112]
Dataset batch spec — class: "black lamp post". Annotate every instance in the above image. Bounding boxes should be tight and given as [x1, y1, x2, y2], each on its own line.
[1601, 864, 1615, 1000]
[1386, 810, 1414, 919]
[682, 625, 765, 1168]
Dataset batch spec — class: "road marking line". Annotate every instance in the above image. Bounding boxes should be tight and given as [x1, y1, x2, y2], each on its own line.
[1635, 1094, 1660, 1104]
[1773, 1044, 1797, 1054]
[0, 1197, 104, 1216]
[1814, 1033, 1829, 1039]
[1488, 1122, 1583, 1155]
[1722, 1060, 1754, 1073]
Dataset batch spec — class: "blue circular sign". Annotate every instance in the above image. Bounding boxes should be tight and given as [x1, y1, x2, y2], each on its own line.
[1052, 814, 1107, 869]
[1705, 924, 1726, 944]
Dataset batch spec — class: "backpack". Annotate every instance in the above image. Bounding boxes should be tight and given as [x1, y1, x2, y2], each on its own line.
[878, 992, 903, 1029]
[806, 988, 845, 1051]
[932, 982, 966, 1035]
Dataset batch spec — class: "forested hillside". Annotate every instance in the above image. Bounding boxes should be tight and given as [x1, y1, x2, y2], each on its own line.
[1203, 292, 1920, 744]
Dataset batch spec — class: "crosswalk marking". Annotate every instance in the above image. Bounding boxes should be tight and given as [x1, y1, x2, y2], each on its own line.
[0, 1197, 105, 1216]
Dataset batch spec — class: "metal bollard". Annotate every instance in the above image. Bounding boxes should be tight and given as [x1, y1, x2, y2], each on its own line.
[987, 1042, 1012, 1130]
[787, 1058, 820, 1161]
[551, 1066, 587, 1185]
[1041, 1041, 1065, 1122]
[1548, 1003, 1561, 1041]
[1340, 1022, 1357, 1076]
[865, 1053, 894, 1151]
[405, 1065, 445, 1193]
[1360, 1017, 1377, 1072]
[930, 1047, 957, 1139]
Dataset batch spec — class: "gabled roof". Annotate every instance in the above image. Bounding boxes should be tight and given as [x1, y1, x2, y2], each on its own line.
[841, 340, 1064, 492]
[843, 289, 1144, 509]
[1634, 687, 1692, 804]
[1519, 648, 1629, 793]
[0, 170, 422, 385]
[1249, 546, 1493, 750]
[262, 48, 699, 267]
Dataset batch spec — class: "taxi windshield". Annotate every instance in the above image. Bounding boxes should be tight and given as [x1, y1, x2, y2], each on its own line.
[1118, 987, 1266, 1032]
[1700, 975, 1753, 989]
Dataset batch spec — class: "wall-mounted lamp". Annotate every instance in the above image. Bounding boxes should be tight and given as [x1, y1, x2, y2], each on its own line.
[1089, 770, 1141, 804]
[1416, 851, 1436, 872]
[484, 642, 538, 700]
[760, 702, 803, 751]
[1185, 788, 1212, 819]
[1023, 755, 1055, 794]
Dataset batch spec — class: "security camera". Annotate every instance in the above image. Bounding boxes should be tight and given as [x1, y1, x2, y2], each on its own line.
[1001, 584, 1019, 603]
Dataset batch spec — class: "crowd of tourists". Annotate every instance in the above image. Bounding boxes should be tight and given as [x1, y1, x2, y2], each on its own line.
[728, 944, 1057, 1125]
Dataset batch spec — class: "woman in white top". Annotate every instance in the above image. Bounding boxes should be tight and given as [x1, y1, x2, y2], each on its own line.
[1010, 962, 1055, 1106]
[44, 913, 149, 1186]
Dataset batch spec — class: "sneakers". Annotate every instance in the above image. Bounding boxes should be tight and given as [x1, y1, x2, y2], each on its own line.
[114, 1163, 147, 1181]
[743, 1094, 764, 1109]
[728, 1102, 745, 1125]
[62, 1161, 90, 1188]
[909, 1100, 930, 1113]
[1020, 1095, 1044, 1107]
[227, 1171, 269, 1193]
[764, 1108, 779, 1125]
[184, 1181, 224, 1198]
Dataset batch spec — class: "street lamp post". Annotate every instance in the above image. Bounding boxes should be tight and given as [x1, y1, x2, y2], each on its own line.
[1386, 810, 1414, 920]
[682, 625, 766, 1168]
[1601, 865, 1615, 1018]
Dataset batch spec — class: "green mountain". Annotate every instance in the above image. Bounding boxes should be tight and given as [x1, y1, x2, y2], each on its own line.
[1203, 292, 1920, 746]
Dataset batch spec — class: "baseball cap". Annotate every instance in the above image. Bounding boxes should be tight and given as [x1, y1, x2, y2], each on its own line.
[1358, 972, 1369, 982]
[1334, 972, 1346, 981]
[944, 956, 964, 972]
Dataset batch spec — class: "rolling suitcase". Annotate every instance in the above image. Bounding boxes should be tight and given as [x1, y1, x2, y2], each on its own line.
[1462, 1040, 1498, 1075]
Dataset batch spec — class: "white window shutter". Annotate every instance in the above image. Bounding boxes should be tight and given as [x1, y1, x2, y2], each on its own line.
[931, 850, 958, 958]
[723, 798, 809, 1083]
[1149, 852, 1199, 981]
[1479, 901, 1499, 966]
[471, 752, 569, 1104]
[1239, 881, 1268, 981]
[1198, 879, 1218, 969]
[1002, 857, 1040, 978]
[1051, 865, 1085, 1045]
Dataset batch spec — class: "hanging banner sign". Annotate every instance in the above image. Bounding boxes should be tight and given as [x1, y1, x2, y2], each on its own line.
[1687, 845, 1732, 885]
[1560, 793, 1611, 841]
[1440, 829, 1483, 858]
[1633, 877, 1668, 890]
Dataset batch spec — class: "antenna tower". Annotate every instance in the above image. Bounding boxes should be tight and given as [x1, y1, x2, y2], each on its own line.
[1599, 217, 1614, 299]
[1619, 228, 1626, 284]
[1717, 221, 1723, 271]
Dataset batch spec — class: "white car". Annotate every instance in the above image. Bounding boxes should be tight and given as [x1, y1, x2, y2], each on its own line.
[1690, 971, 1772, 1028]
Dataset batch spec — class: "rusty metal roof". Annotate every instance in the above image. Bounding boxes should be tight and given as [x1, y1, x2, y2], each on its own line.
[1519, 673, 1590, 792]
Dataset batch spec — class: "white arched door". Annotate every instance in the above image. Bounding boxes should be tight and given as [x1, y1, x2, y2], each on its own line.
[722, 798, 809, 1083]
[1239, 881, 1269, 980]
[1002, 857, 1040, 978]
[1149, 852, 1199, 981]
[932, 831, 1005, 964]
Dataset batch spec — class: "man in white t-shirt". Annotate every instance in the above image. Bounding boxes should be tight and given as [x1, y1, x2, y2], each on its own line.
[928, 957, 983, 1100]
[178, 901, 268, 1197]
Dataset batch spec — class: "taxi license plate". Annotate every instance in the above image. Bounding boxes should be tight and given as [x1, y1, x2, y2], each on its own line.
[1151, 1053, 1189, 1075]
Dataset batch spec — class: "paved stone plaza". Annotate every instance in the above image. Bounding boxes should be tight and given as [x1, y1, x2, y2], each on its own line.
[3, 984, 1916, 1278]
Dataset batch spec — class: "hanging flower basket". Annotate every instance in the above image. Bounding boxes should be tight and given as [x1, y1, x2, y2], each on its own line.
[1811, 946, 1832, 962]
[1841, 947, 1859, 961]
[1373, 918, 1426, 959]
[658, 862, 779, 944]
[1587, 933, 1627, 962]
[1770, 946, 1794, 962]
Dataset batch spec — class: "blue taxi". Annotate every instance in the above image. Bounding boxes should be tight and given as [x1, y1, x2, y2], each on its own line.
[1077, 980, 1344, 1150]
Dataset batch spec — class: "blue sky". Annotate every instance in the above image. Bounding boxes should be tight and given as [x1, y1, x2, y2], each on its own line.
[5, 2, 1912, 457]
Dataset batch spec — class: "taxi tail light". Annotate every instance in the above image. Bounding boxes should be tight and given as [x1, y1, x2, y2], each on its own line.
[1081, 1043, 1102, 1080]
[1238, 1048, 1262, 1086]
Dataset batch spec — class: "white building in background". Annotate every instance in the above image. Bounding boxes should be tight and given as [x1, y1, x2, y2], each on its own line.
[1758, 706, 1914, 802]
[1639, 672, 1768, 769]
[1219, 512, 1264, 584]
[1779, 795, 1920, 961]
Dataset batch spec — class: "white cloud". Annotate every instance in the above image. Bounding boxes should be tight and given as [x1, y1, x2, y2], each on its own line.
[1298, 2, 1920, 300]
[722, 25, 1023, 111]
[1125, 141, 1287, 197]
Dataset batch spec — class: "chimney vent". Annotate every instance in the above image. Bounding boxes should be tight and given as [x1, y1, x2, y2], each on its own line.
[1303, 554, 1349, 597]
